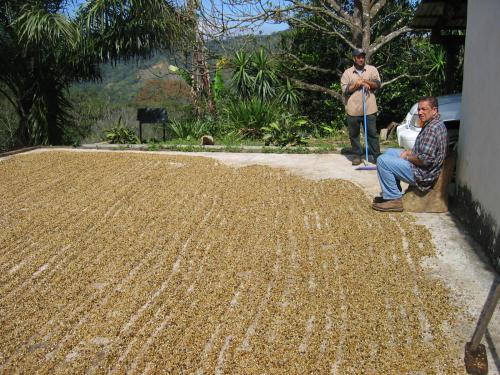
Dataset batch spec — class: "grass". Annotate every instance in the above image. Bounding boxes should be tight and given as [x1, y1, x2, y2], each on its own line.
[89, 119, 401, 155]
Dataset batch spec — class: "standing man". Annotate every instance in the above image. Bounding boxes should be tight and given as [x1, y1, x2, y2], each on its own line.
[372, 96, 447, 212]
[341, 48, 381, 165]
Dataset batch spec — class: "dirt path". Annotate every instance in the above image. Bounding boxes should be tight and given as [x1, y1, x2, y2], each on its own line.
[0, 151, 464, 373]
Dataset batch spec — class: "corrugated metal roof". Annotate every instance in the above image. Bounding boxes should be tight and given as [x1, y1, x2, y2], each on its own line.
[411, 0, 467, 30]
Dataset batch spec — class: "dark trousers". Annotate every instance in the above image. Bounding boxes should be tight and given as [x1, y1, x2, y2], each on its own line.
[347, 114, 380, 160]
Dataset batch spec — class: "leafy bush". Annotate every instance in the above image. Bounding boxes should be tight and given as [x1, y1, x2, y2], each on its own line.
[105, 118, 140, 144]
[218, 131, 243, 145]
[261, 114, 308, 147]
[168, 118, 217, 140]
[277, 79, 300, 110]
[229, 49, 281, 103]
[223, 98, 278, 138]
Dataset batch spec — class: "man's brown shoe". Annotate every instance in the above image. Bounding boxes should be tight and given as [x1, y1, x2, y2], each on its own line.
[352, 157, 362, 166]
[372, 198, 404, 212]
[372, 196, 387, 204]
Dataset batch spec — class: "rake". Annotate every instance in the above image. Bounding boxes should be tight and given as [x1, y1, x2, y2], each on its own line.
[356, 87, 377, 171]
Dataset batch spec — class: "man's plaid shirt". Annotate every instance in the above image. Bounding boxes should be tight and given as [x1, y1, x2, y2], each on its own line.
[412, 115, 447, 191]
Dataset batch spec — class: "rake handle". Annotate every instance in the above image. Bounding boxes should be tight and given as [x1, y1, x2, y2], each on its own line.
[470, 277, 500, 351]
[362, 87, 369, 162]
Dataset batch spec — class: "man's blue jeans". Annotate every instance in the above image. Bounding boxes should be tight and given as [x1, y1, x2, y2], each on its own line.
[376, 148, 416, 200]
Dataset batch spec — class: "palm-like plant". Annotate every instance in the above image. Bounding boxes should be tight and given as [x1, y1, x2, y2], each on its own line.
[230, 51, 254, 100]
[252, 48, 278, 102]
[277, 79, 300, 109]
[79, 0, 183, 63]
[224, 98, 277, 138]
[0, 0, 96, 146]
[230, 48, 280, 103]
[427, 46, 446, 82]
[226, 49, 300, 139]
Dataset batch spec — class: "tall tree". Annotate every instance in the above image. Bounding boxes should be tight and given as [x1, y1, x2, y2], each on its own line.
[213, 0, 416, 102]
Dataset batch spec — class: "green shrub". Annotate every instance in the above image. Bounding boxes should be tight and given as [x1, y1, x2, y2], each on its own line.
[168, 119, 217, 140]
[305, 120, 345, 138]
[105, 127, 140, 144]
[261, 114, 308, 147]
[223, 98, 278, 138]
[218, 131, 243, 145]
[277, 79, 300, 110]
[104, 118, 140, 144]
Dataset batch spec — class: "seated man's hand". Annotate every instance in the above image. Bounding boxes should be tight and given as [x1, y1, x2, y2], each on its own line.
[400, 150, 412, 160]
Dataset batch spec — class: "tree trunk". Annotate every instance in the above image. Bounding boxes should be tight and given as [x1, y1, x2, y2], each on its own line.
[15, 114, 31, 148]
[187, 0, 215, 118]
[46, 84, 63, 145]
[352, 0, 363, 48]
[191, 30, 215, 118]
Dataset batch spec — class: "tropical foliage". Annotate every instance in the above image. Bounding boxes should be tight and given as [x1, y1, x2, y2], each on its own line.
[0, 0, 185, 149]
[0, 0, 97, 147]
[105, 124, 140, 144]
[223, 98, 276, 138]
[262, 114, 308, 147]
[221, 49, 303, 141]
[169, 119, 217, 140]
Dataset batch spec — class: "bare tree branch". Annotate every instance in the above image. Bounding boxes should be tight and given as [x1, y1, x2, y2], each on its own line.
[361, 0, 371, 49]
[216, 1, 358, 35]
[291, 0, 357, 30]
[381, 72, 430, 87]
[369, 25, 411, 56]
[288, 16, 356, 49]
[370, 10, 399, 30]
[370, 0, 387, 19]
[285, 52, 338, 74]
[323, 0, 354, 25]
[286, 77, 344, 102]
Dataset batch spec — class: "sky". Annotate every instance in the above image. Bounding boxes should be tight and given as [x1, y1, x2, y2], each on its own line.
[259, 23, 288, 34]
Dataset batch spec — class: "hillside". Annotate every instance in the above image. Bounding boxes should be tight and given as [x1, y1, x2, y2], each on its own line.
[71, 32, 284, 106]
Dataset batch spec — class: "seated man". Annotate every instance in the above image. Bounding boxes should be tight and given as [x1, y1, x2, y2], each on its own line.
[372, 96, 447, 212]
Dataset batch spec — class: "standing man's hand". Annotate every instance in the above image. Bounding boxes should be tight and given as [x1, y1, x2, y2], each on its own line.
[360, 80, 371, 91]
[350, 79, 363, 92]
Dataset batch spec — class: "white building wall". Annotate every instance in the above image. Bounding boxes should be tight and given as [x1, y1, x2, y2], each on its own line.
[457, 0, 500, 231]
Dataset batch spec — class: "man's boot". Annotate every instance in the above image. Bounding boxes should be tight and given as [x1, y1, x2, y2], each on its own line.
[372, 198, 404, 212]
[372, 196, 388, 204]
[352, 156, 362, 166]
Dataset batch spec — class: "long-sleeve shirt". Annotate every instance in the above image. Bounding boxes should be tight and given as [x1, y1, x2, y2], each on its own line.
[411, 115, 447, 191]
[340, 64, 381, 116]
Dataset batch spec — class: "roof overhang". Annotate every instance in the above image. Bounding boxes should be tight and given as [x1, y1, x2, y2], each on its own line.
[411, 0, 467, 31]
